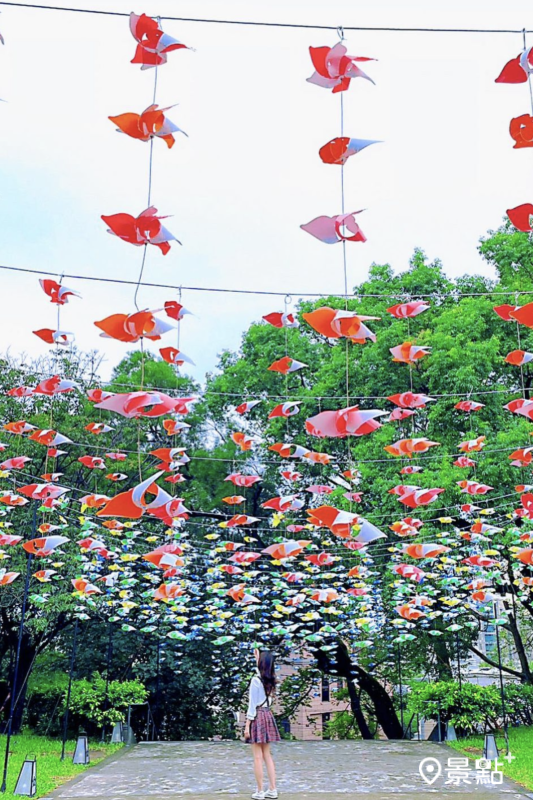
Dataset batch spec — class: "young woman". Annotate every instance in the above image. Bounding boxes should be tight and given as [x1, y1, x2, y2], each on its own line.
[244, 648, 280, 800]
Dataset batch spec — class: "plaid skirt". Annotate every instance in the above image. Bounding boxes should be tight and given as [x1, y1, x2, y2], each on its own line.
[249, 707, 281, 744]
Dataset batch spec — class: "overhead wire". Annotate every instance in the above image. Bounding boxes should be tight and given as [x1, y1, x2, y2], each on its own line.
[0, 2, 530, 33]
[1, 262, 533, 298]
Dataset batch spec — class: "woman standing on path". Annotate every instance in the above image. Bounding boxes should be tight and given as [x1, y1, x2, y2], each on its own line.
[244, 648, 281, 800]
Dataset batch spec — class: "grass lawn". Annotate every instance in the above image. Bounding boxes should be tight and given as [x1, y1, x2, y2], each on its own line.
[0, 733, 123, 799]
[448, 725, 533, 790]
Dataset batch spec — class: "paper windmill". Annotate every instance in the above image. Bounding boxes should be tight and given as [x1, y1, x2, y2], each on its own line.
[306, 406, 387, 438]
[318, 137, 379, 165]
[301, 212, 366, 244]
[303, 307, 378, 343]
[263, 312, 298, 328]
[495, 47, 533, 83]
[387, 301, 430, 318]
[102, 207, 179, 254]
[510, 114, 533, 148]
[110, 105, 186, 148]
[130, 13, 188, 69]
[507, 204, 533, 232]
[307, 43, 375, 93]
[39, 279, 81, 305]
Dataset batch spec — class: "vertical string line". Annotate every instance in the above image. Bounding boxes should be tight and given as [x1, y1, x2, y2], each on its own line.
[133, 49, 160, 312]
[522, 29, 533, 116]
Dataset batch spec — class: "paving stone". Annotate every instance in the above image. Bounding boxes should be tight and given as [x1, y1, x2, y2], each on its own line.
[49, 740, 530, 799]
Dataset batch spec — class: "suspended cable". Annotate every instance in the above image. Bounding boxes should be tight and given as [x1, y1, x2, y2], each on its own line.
[0, 2, 530, 34]
[0, 262, 529, 299]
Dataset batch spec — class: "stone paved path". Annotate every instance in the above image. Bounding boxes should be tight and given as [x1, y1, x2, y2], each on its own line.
[48, 741, 531, 800]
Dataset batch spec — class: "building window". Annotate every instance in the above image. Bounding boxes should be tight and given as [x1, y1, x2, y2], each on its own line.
[321, 676, 330, 702]
[281, 718, 291, 735]
[322, 712, 331, 740]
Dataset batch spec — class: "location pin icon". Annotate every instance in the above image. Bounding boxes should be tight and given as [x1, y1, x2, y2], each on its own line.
[419, 757, 442, 785]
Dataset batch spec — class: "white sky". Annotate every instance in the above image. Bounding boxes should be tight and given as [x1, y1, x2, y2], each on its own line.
[1, 0, 532, 380]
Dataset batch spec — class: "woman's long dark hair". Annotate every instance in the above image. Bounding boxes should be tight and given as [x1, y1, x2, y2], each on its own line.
[258, 650, 276, 696]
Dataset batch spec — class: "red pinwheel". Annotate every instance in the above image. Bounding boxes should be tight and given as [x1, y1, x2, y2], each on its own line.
[130, 13, 188, 69]
[301, 212, 366, 244]
[307, 43, 375, 93]
[39, 279, 81, 305]
[110, 104, 186, 149]
[102, 207, 179, 254]
[495, 46, 533, 83]
[306, 406, 386, 438]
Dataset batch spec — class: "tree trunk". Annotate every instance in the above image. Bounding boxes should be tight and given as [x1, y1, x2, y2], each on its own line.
[345, 675, 374, 740]
[433, 638, 453, 681]
[503, 608, 533, 684]
[318, 639, 404, 740]
[11, 635, 36, 734]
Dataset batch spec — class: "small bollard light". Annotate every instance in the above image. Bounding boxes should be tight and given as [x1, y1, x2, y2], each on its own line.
[14, 754, 37, 797]
[446, 723, 457, 741]
[111, 723, 123, 744]
[483, 733, 499, 760]
[72, 734, 90, 765]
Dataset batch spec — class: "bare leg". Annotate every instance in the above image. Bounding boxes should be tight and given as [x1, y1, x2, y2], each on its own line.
[251, 744, 264, 792]
[261, 743, 276, 791]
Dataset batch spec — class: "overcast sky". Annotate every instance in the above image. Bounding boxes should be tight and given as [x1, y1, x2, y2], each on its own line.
[1, 0, 532, 380]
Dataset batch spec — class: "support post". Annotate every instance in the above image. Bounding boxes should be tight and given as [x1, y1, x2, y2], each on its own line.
[61, 618, 79, 761]
[494, 607, 509, 755]
[0, 549, 33, 793]
[100, 622, 113, 743]
[397, 642, 404, 736]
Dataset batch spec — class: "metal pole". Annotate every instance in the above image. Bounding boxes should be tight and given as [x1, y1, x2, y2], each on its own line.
[455, 631, 462, 690]
[494, 609, 509, 754]
[0, 550, 33, 792]
[100, 622, 113, 743]
[397, 642, 404, 735]
[153, 639, 161, 741]
[437, 704, 442, 743]
[61, 618, 79, 761]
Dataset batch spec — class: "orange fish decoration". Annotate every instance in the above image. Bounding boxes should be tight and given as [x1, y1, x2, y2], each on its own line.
[231, 432, 256, 451]
[0, 571, 19, 586]
[384, 438, 439, 458]
[303, 307, 378, 343]
[110, 104, 186, 148]
[505, 350, 533, 366]
[222, 496, 246, 505]
[95, 309, 175, 343]
[458, 436, 486, 453]
[39, 279, 81, 305]
[23, 536, 69, 556]
[387, 301, 430, 319]
[33, 329, 74, 346]
[153, 583, 184, 601]
[3, 421, 36, 435]
[390, 342, 430, 364]
[268, 356, 307, 374]
[159, 347, 195, 367]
